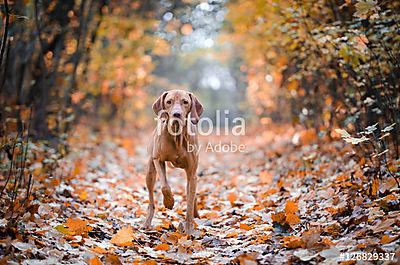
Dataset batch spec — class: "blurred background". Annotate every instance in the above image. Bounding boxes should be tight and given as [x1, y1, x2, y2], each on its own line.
[0, 0, 399, 148]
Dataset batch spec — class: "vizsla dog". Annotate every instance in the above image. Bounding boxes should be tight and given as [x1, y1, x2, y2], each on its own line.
[143, 90, 203, 234]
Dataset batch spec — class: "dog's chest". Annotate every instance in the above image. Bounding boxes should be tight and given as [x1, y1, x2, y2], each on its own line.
[155, 137, 185, 165]
[164, 145, 190, 168]
[170, 152, 189, 168]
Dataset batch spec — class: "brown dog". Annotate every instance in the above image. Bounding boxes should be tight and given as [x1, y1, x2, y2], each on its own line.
[143, 90, 203, 234]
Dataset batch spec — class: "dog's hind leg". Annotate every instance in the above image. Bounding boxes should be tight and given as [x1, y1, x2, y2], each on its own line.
[143, 158, 156, 229]
[194, 197, 200, 218]
[153, 159, 174, 209]
[184, 168, 197, 234]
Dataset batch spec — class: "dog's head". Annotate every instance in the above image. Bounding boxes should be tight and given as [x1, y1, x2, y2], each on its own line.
[152, 90, 203, 124]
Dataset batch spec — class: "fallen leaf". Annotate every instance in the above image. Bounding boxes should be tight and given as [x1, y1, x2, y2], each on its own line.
[380, 234, 397, 244]
[88, 256, 102, 265]
[371, 178, 379, 196]
[91, 246, 108, 254]
[239, 223, 253, 231]
[110, 226, 135, 247]
[105, 254, 122, 265]
[286, 213, 300, 226]
[154, 243, 170, 251]
[285, 200, 298, 214]
[293, 249, 318, 261]
[372, 218, 395, 233]
[283, 236, 305, 249]
[65, 218, 92, 236]
[142, 261, 157, 265]
[227, 192, 237, 206]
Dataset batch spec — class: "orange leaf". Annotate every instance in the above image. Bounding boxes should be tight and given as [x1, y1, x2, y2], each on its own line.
[381, 234, 397, 244]
[227, 192, 237, 206]
[64, 218, 92, 236]
[110, 226, 135, 247]
[286, 213, 300, 226]
[282, 235, 305, 249]
[154, 243, 170, 251]
[371, 178, 379, 196]
[79, 190, 89, 201]
[105, 254, 122, 265]
[262, 188, 278, 197]
[226, 232, 238, 238]
[160, 232, 182, 244]
[91, 246, 108, 254]
[88, 256, 102, 265]
[271, 212, 286, 224]
[285, 200, 298, 214]
[143, 261, 157, 265]
[239, 223, 253, 231]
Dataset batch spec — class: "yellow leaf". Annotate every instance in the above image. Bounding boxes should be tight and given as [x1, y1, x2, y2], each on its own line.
[154, 243, 170, 251]
[110, 226, 135, 247]
[54, 225, 72, 235]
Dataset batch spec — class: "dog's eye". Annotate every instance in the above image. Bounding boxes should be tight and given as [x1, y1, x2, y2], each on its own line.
[183, 100, 189, 105]
[166, 100, 172, 105]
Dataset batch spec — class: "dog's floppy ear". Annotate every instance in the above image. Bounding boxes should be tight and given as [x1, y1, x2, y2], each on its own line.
[188, 92, 203, 124]
[152, 91, 168, 115]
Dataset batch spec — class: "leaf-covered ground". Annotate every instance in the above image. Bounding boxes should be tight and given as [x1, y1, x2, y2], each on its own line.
[2, 125, 399, 264]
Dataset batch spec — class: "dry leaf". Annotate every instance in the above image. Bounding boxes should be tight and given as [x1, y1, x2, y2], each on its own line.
[88, 256, 102, 265]
[380, 234, 397, 244]
[227, 192, 237, 206]
[105, 254, 122, 265]
[110, 226, 135, 247]
[239, 223, 253, 231]
[286, 213, 300, 226]
[285, 200, 298, 214]
[283, 236, 305, 249]
[154, 243, 170, 251]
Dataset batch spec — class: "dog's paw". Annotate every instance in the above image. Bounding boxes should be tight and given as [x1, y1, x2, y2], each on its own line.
[178, 221, 195, 235]
[162, 187, 174, 210]
[142, 219, 153, 230]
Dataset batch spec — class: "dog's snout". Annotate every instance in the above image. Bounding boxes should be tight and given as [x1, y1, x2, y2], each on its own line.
[173, 112, 182, 118]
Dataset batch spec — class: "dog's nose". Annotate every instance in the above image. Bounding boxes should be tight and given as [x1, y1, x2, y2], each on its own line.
[173, 113, 182, 118]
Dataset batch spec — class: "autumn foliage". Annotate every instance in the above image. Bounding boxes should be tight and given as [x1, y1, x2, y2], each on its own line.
[0, 0, 399, 264]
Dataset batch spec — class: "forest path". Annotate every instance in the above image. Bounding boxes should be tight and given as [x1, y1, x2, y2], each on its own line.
[14, 125, 399, 264]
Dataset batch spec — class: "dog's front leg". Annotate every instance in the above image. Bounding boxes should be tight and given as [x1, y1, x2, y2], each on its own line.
[153, 159, 174, 209]
[143, 158, 156, 229]
[184, 168, 197, 234]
